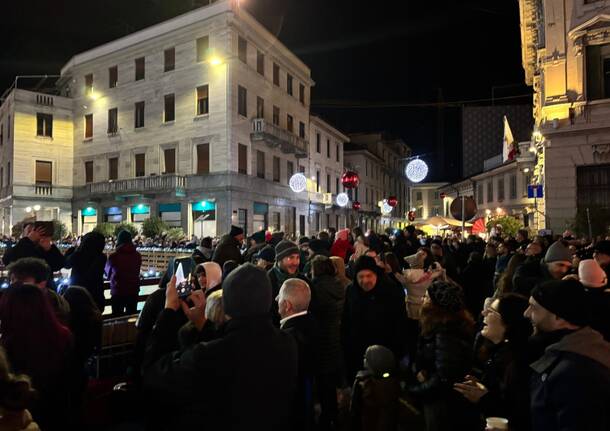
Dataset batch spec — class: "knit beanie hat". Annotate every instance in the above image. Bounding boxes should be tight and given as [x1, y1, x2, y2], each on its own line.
[116, 230, 133, 246]
[544, 241, 572, 263]
[251, 230, 266, 244]
[229, 225, 244, 238]
[427, 281, 464, 312]
[275, 240, 300, 261]
[309, 239, 329, 254]
[353, 255, 380, 277]
[594, 240, 610, 256]
[578, 259, 608, 289]
[298, 236, 310, 246]
[222, 263, 271, 318]
[531, 279, 590, 326]
[222, 260, 239, 280]
[364, 345, 396, 378]
[257, 245, 276, 263]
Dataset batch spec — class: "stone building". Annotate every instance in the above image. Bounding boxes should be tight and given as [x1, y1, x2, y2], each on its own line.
[519, 0, 610, 233]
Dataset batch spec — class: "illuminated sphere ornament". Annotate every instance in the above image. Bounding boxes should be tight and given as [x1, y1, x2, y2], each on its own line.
[289, 173, 307, 193]
[380, 199, 393, 215]
[387, 196, 398, 207]
[405, 159, 428, 183]
[352, 201, 361, 211]
[336, 192, 349, 207]
[341, 171, 360, 189]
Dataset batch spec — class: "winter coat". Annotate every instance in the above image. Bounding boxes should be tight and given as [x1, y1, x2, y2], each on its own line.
[105, 242, 142, 297]
[2, 237, 65, 290]
[349, 371, 401, 431]
[309, 274, 345, 373]
[268, 266, 309, 326]
[512, 260, 554, 297]
[587, 288, 610, 341]
[281, 313, 317, 430]
[212, 235, 243, 267]
[143, 310, 298, 430]
[341, 276, 408, 381]
[243, 243, 266, 263]
[64, 233, 107, 311]
[408, 321, 477, 431]
[191, 246, 212, 265]
[475, 341, 531, 431]
[530, 327, 610, 431]
[331, 238, 354, 262]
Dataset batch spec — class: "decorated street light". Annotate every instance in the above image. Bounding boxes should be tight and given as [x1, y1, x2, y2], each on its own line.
[289, 173, 307, 193]
[380, 199, 393, 215]
[405, 159, 428, 183]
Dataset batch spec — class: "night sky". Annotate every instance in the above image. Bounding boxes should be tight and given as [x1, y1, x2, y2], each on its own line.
[0, 0, 531, 181]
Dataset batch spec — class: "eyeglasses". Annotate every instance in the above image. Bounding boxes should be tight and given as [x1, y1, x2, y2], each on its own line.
[486, 307, 501, 316]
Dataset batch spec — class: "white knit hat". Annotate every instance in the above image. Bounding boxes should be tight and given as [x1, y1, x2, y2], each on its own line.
[578, 259, 608, 289]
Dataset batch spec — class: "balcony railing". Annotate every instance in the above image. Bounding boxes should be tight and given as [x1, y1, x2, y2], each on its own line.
[80, 174, 186, 198]
[35, 183, 53, 196]
[251, 118, 308, 158]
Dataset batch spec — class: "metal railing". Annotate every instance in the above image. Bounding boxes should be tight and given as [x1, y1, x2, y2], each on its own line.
[35, 183, 53, 196]
[85, 174, 186, 195]
[251, 118, 308, 155]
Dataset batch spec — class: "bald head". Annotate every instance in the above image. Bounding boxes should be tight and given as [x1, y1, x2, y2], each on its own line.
[277, 278, 311, 319]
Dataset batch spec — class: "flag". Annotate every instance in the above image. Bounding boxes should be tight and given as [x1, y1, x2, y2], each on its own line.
[503, 115, 516, 162]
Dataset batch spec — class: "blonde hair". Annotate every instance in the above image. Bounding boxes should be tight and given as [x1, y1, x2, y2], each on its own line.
[205, 290, 225, 324]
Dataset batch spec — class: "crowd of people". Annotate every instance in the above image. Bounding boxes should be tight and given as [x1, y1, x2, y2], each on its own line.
[0, 219, 608, 430]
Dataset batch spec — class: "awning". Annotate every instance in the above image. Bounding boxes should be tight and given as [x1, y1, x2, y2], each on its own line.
[423, 216, 472, 228]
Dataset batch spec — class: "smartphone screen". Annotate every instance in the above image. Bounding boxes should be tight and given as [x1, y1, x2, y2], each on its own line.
[174, 257, 194, 299]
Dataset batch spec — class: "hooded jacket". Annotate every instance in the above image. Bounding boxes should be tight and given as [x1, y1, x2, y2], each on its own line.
[105, 242, 142, 296]
[530, 327, 610, 431]
[331, 229, 354, 261]
[212, 235, 243, 268]
[64, 232, 107, 310]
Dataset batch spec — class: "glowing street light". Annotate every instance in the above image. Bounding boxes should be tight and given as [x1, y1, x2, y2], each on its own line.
[405, 159, 428, 183]
[33, 205, 41, 211]
[336, 192, 349, 207]
[209, 56, 222, 66]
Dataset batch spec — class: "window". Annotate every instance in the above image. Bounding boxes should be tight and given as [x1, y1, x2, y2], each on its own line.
[85, 74, 93, 95]
[35, 161, 52, 184]
[434, 191, 440, 200]
[287, 161, 294, 183]
[238, 144, 247, 174]
[134, 102, 145, 128]
[238, 85, 247, 117]
[510, 174, 517, 199]
[108, 66, 118, 88]
[299, 165, 305, 173]
[273, 106, 280, 126]
[299, 83, 305, 104]
[6, 162, 10, 185]
[108, 108, 118, 134]
[336, 143, 340, 162]
[85, 161, 93, 183]
[164, 94, 175, 122]
[477, 183, 484, 204]
[257, 150, 265, 178]
[1, 124, 3, 146]
[196, 144, 209, 175]
[497, 177, 505, 201]
[135, 57, 145, 81]
[327, 139, 330, 158]
[273, 156, 280, 182]
[416, 191, 422, 201]
[273, 63, 280, 86]
[522, 172, 532, 197]
[108, 157, 118, 180]
[316, 170, 320, 192]
[299, 121, 305, 139]
[197, 85, 209, 115]
[196, 36, 209, 62]
[586, 44, 610, 100]
[316, 133, 321, 153]
[238, 36, 247, 63]
[366, 188, 369, 204]
[1, 167, 3, 188]
[36, 113, 53, 137]
[135, 153, 145, 177]
[487, 180, 494, 203]
[257, 50, 265, 75]
[287, 114, 293, 133]
[164, 48, 175, 72]
[326, 174, 331, 193]
[84, 114, 93, 139]
[163, 148, 176, 174]
[256, 96, 264, 118]
[336, 177, 340, 194]
[287, 74, 293, 96]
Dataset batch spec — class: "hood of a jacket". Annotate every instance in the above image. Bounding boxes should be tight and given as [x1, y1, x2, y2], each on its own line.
[546, 326, 610, 368]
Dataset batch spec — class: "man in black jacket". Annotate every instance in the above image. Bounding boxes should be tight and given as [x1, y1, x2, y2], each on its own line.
[211, 225, 244, 267]
[525, 279, 610, 430]
[341, 255, 408, 382]
[512, 240, 572, 296]
[278, 278, 317, 430]
[144, 263, 298, 430]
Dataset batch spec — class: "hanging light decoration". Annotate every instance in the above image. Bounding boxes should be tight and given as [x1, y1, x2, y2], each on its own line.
[341, 171, 360, 189]
[289, 173, 307, 193]
[352, 201, 361, 211]
[336, 192, 349, 207]
[405, 159, 428, 183]
[380, 199, 393, 215]
[387, 196, 398, 207]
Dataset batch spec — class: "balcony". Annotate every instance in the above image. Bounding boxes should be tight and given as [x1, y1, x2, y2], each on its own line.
[75, 174, 186, 200]
[250, 118, 308, 158]
[35, 183, 53, 196]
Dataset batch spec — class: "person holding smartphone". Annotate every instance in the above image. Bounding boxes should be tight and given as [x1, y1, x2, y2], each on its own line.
[2, 219, 65, 290]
